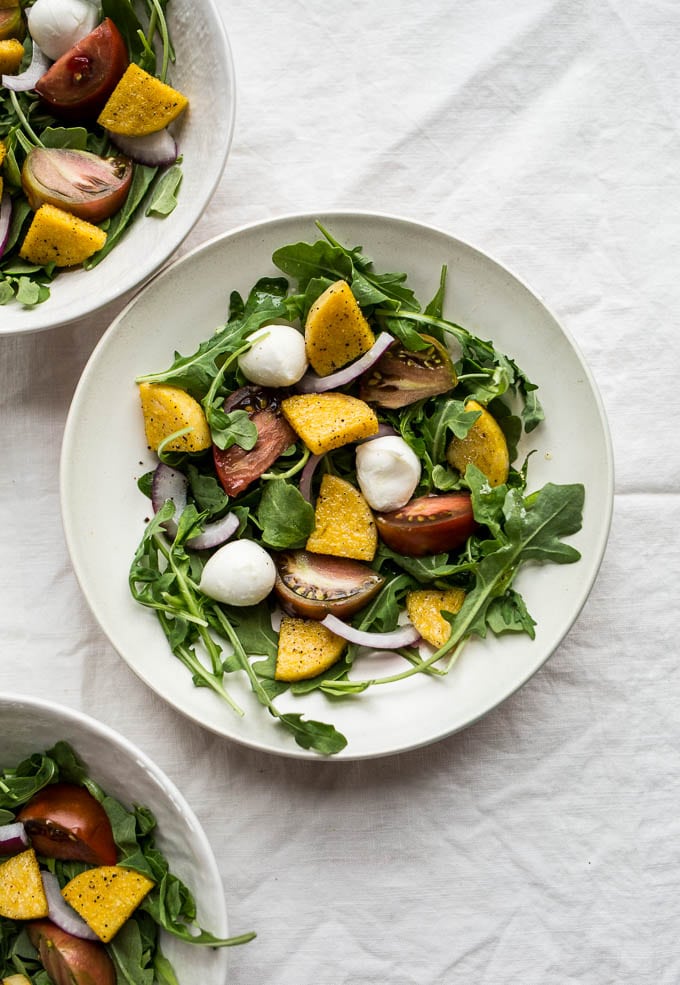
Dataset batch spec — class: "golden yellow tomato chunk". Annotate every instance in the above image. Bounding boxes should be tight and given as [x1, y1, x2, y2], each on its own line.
[19, 204, 107, 267]
[446, 399, 510, 487]
[281, 392, 378, 455]
[305, 280, 375, 376]
[138, 382, 211, 453]
[62, 866, 155, 943]
[98, 63, 188, 136]
[406, 588, 466, 648]
[276, 616, 346, 682]
[0, 850, 49, 920]
[306, 473, 377, 561]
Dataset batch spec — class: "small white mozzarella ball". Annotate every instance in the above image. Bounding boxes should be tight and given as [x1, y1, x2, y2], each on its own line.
[355, 435, 422, 512]
[238, 324, 308, 387]
[28, 0, 100, 61]
[199, 540, 276, 607]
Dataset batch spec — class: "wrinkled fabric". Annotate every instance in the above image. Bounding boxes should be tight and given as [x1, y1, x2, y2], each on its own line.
[1, 1, 678, 983]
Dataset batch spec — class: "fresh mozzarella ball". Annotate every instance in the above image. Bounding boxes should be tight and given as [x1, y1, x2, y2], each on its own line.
[28, 0, 100, 61]
[355, 435, 421, 512]
[238, 324, 308, 387]
[199, 540, 276, 607]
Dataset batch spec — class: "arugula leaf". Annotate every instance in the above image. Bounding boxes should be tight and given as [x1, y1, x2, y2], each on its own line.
[84, 163, 159, 268]
[146, 163, 183, 217]
[257, 479, 315, 549]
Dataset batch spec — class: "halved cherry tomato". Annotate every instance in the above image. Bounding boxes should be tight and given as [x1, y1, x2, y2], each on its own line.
[22, 147, 132, 224]
[274, 550, 385, 619]
[27, 920, 115, 985]
[359, 335, 456, 409]
[213, 386, 296, 498]
[35, 18, 128, 122]
[375, 492, 478, 556]
[17, 783, 117, 866]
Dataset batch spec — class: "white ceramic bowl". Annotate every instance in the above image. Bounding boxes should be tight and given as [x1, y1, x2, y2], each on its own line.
[0, 692, 231, 983]
[61, 211, 614, 760]
[0, 0, 235, 336]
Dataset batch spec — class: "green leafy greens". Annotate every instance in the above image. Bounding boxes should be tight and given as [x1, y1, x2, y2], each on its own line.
[129, 223, 584, 756]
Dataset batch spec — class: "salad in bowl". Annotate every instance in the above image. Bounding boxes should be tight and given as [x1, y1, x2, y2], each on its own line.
[127, 221, 587, 757]
[0, 0, 234, 332]
[0, 694, 254, 984]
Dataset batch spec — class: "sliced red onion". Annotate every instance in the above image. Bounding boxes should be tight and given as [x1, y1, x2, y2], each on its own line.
[0, 821, 28, 856]
[0, 190, 12, 260]
[186, 511, 239, 551]
[150, 463, 238, 550]
[296, 332, 395, 393]
[106, 128, 178, 166]
[359, 423, 397, 442]
[41, 871, 99, 941]
[298, 453, 322, 502]
[1, 43, 51, 92]
[151, 463, 188, 539]
[321, 613, 420, 649]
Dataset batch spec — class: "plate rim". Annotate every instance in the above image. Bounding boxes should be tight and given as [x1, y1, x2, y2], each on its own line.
[60, 208, 615, 761]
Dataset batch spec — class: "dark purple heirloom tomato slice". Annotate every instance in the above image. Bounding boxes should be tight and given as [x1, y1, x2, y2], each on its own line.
[274, 550, 385, 620]
[22, 147, 132, 223]
[213, 386, 296, 498]
[375, 492, 478, 557]
[17, 783, 117, 866]
[0, 6, 25, 42]
[35, 18, 128, 121]
[28, 920, 116, 985]
[359, 335, 457, 409]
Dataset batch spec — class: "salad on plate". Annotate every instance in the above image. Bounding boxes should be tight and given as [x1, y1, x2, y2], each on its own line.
[0, 741, 254, 984]
[0, 0, 188, 307]
[129, 222, 585, 757]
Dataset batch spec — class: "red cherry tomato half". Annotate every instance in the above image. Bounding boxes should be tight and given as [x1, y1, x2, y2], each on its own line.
[375, 492, 478, 557]
[17, 783, 117, 866]
[22, 147, 132, 224]
[28, 920, 116, 985]
[274, 550, 385, 620]
[213, 386, 296, 498]
[35, 18, 129, 122]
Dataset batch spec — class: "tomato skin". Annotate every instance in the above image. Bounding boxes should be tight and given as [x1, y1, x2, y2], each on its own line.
[35, 18, 129, 122]
[375, 492, 478, 556]
[213, 386, 296, 498]
[274, 550, 385, 620]
[22, 147, 132, 224]
[0, 7, 25, 43]
[27, 920, 115, 985]
[359, 335, 456, 409]
[17, 783, 117, 866]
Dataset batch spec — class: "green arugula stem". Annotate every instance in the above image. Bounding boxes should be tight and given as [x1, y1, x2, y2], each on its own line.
[147, 0, 170, 80]
[210, 607, 280, 716]
[9, 91, 43, 148]
[261, 446, 310, 481]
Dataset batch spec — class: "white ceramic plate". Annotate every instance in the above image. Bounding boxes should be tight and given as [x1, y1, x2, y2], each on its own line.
[0, 692, 230, 983]
[0, 0, 235, 336]
[60, 211, 614, 761]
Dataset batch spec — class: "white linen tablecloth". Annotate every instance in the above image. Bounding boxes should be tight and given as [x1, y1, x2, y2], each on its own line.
[1, 1, 678, 982]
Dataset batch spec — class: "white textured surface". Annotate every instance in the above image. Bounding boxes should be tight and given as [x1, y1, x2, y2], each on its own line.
[1, 1, 677, 982]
